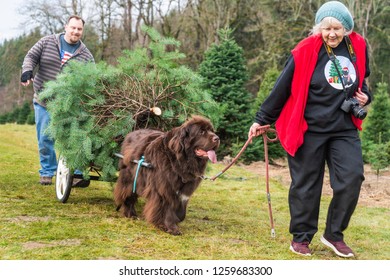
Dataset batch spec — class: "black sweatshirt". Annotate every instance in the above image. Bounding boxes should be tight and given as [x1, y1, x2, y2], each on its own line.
[255, 39, 371, 133]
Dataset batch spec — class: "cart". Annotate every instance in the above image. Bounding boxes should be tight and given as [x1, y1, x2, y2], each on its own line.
[55, 153, 151, 203]
[55, 156, 105, 203]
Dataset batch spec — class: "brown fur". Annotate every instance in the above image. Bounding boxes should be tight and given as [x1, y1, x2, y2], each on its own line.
[114, 116, 220, 235]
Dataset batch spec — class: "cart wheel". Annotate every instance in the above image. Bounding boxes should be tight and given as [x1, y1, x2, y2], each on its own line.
[56, 156, 73, 203]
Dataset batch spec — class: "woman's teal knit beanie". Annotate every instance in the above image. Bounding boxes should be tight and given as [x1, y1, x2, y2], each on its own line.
[315, 1, 354, 31]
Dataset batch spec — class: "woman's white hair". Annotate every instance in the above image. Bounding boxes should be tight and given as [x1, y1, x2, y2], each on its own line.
[310, 17, 352, 36]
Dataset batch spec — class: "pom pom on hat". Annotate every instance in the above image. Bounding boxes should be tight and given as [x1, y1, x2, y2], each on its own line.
[315, 1, 354, 31]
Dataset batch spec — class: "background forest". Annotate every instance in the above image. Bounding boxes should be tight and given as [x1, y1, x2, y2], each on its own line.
[1, 0, 388, 109]
[0, 0, 389, 167]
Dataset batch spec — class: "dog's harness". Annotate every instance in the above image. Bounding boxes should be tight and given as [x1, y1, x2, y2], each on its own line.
[133, 156, 145, 193]
[115, 153, 152, 194]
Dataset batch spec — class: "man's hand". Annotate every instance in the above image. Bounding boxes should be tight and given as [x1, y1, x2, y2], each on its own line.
[21, 71, 33, 86]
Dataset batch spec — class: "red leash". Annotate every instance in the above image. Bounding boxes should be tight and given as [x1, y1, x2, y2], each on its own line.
[262, 129, 278, 237]
[210, 125, 278, 237]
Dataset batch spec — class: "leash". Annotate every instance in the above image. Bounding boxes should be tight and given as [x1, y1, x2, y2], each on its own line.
[210, 125, 276, 181]
[262, 129, 278, 238]
[210, 125, 278, 237]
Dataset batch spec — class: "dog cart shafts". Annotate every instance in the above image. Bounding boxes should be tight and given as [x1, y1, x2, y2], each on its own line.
[55, 154, 151, 203]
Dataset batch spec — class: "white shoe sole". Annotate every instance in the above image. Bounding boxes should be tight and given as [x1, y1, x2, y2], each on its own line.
[320, 235, 354, 258]
[289, 245, 312, 256]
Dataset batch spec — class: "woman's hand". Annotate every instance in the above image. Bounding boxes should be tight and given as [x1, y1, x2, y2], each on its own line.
[248, 122, 268, 139]
[354, 88, 368, 107]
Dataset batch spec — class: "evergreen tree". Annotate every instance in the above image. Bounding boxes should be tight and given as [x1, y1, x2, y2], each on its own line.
[26, 110, 35, 125]
[362, 82, 390, 144]
[0, 113, 8, 124]
[16, 102, 31, 124]
[251, 68, 280, 116]
[361, 82, 390, 171]
[198, 28, 253, 157]
[367, 138, 390, 177]
[39, 26, 221, 180]
[7, 107, 20, 123]
[238, 68, 285, 163]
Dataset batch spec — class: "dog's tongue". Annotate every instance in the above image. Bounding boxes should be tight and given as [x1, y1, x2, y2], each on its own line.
[196, 149, 217, 163]
[207, 150, 217, 164]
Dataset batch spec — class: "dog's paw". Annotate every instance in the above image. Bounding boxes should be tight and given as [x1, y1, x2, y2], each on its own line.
[168, 229, 182, 236]
[166, 226, 182, 236]
[123, 211, 138, 219]
[157, 224, 182, 235]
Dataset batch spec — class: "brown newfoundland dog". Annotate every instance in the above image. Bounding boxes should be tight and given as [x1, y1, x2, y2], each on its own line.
[114, 115, 220, 235]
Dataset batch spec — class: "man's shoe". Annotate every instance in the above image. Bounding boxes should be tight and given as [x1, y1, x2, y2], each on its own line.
[72, 178, 90, 188]
[290, 241, 312, 256]
[320, 235, 355, 258]
[39, 176, 52, 185]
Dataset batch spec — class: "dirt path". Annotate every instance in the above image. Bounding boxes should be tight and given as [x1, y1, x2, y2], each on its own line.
[242, 159, 390, 208]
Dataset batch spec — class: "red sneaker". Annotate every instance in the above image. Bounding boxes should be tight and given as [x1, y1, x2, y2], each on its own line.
[290, 241, 312, 256]
[320, 235, 355, 258]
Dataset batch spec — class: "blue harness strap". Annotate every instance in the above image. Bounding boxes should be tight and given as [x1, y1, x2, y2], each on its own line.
[133, 156, 145, 193]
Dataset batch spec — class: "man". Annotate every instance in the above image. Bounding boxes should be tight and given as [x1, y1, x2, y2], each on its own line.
[21, 15, 94, 186]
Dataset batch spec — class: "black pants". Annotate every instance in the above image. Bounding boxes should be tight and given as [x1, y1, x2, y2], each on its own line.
[288, 130, 364, 243]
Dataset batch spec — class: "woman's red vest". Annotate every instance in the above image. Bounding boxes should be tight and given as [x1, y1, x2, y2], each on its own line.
[275, 32, 367, 156]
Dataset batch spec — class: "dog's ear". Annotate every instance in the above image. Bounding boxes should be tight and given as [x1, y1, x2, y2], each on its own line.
[167, 126, 188, 154]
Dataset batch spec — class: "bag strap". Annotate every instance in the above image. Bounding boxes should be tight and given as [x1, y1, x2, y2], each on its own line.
[323, 36, 358, 99]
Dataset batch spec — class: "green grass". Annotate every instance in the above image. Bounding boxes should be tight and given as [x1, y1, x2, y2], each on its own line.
[0, 124, 389, 260]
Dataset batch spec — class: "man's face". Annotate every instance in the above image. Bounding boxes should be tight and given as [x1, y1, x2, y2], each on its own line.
[64, 18, 84, 44]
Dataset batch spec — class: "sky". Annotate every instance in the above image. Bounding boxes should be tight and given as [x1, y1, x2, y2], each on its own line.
[0, 0, 26, 42]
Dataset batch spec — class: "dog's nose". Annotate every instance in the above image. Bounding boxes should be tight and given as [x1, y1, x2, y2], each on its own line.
[213, 135, 219, 142]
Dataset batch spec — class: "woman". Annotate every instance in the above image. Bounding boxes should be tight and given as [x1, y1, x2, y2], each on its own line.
[249, 1, 371, 258]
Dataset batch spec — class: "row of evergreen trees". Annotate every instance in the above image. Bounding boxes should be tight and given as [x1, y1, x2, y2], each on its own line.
[0, 102, 34, 125]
